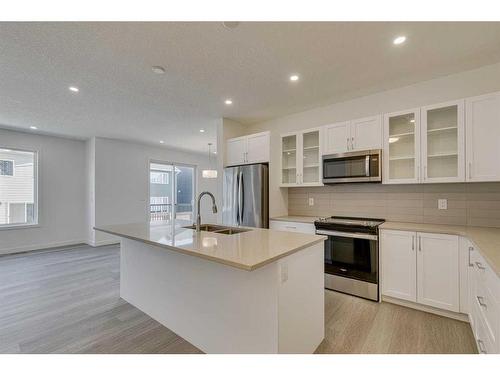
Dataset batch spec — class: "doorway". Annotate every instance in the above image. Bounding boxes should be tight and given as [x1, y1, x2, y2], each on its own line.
[149, 162, 196, 225]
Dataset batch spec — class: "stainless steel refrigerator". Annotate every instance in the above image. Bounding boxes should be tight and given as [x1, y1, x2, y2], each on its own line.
[222, 164, 269, 228]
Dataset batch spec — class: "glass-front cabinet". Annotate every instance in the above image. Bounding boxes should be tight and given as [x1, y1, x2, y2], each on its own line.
[383, 109, 421, 184]
[281, 128, 322, 186]
[421, 100, 464, 183]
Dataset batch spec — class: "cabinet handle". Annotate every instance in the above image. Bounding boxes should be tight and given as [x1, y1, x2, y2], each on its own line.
[418, 236, 422, 252]
[476, 296, 487, 308]
[346, 137, 350, 150]
[412, 236, 415, 251]
[468, 246, 474, 267]
[423, 166, 427, 180]
[468, 162, 472, 180]
[477, 339, 487, 354]
[351, 137, 354, 150]
[475, 261, 486, 270]
[285, 226, 297, 230]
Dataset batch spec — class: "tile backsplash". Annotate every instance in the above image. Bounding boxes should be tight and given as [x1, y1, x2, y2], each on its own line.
[288, 182, 500, 228]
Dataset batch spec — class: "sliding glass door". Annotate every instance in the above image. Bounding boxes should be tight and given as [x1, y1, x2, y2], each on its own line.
[149, 162, 195, 225]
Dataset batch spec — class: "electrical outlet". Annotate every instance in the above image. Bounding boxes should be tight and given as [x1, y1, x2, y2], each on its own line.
[308, 197, 314, 206]
[438, 199, 448, 210]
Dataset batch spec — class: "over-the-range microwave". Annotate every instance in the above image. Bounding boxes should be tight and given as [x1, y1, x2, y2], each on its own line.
[322, 149, 382, 184]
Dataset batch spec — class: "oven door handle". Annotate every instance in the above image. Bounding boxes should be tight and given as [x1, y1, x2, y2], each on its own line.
[316, 229, 378, 241]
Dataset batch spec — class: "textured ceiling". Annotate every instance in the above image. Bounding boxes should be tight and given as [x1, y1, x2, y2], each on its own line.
[1, 22, 500, 152]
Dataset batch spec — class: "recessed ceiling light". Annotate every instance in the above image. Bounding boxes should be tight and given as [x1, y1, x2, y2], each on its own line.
[30, 126, 38, 130]
[200, 129, 205, 133]
[69, 86, 79, 93]
[159, 140, 165, 144]
[393, 36, 406, 45]
[213, 151, 217, 155]
[152, 66, 166, 74]
[224, 99, 233, 105]
[289, 74, 299, 82]
[222, 22, 240, 30]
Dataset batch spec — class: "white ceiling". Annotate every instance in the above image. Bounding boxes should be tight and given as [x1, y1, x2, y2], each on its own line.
[1, 22, 500, 153]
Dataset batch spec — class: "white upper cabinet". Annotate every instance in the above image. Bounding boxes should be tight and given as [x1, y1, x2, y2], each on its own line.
[421, 100, 465, 183]
[246, 132, 270, 164]
[383, 108, 421, 184]
[323, 116, 382, 155]
[466, 92, 500, 182]
[281, 128, 322, 187]
[226, 137, 246, 166]
[322, 121, 350, 154]
[417, 232, 460, 312]
[350, 115, 382, 151]
[225, 131, 270, 167]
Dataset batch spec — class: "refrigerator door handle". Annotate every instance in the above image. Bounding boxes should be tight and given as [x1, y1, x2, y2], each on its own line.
[238, 171, 244, 226]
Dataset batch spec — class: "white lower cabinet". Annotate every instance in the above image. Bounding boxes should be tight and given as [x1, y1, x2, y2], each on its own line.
[381, 230, 459, 312]
[417, 232, 459, 312]
[269, 220, 315, 234]
[380, 230, 417, 302]
[468, 244, 500, 354]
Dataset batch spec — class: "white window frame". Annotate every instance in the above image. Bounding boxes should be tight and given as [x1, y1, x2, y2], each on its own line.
[0, 147, 39, 230]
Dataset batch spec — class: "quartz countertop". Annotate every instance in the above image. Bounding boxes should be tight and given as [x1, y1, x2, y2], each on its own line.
[270, 216, 319, 224]
[380, 221, 500, 277]
[94, 222, 326, 271]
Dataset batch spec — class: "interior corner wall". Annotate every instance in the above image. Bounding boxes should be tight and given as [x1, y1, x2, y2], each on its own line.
[89, 137, 220, 246]
[244, 62, 500, 218]
[0, 129, 87, 255]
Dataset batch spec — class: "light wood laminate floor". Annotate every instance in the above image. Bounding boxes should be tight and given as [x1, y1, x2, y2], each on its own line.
[0, 245, 476, 354]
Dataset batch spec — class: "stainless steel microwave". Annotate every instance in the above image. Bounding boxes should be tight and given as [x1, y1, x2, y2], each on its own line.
[322, 149, 382, 184]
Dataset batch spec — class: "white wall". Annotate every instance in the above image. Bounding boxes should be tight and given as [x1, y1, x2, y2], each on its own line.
[0, 129, 87, 254]
[244, 62, 500, 217]
[90, 137, 220, 245]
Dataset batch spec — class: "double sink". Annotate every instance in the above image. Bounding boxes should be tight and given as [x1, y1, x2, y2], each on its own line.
[183, 224, 251, 235]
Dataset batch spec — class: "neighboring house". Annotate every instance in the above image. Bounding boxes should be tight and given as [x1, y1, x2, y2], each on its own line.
[0, 150, 35, 225]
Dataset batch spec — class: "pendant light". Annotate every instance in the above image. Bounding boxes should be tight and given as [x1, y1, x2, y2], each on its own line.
[202, 143, 218, 179]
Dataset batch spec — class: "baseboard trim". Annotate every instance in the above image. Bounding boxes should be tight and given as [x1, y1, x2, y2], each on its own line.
[0, 239, 88, 256]
[382, 295, 469, 322]
[87, 239, 120, 247]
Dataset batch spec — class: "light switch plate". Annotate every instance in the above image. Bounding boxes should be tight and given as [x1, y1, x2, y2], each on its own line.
[308, 197, 314, 206]
[438, 199, 448, 210]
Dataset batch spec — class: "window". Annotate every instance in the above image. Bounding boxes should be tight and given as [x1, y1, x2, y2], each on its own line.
[0, 160, 14, 176]
[149, 162, 195, 224]
[0, 148, 37, 227]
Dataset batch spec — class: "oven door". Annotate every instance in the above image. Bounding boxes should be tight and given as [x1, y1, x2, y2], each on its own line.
[316, 229, 378, 284]
[322, 150, 381, 183]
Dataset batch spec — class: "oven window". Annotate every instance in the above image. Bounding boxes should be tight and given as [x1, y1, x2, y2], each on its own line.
[324, 236, 377, 283]
[323, 156, 367, 179]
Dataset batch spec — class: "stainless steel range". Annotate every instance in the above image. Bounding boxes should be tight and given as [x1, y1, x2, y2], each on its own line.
[314, 216, 385, 301]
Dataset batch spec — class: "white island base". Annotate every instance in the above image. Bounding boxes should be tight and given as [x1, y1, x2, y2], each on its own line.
[120, 238, 324, 354]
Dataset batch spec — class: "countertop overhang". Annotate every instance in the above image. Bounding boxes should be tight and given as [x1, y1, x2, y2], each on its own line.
[94, 222, 326, 271]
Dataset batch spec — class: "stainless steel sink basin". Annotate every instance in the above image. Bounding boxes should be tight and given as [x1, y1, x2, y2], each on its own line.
[183, 224, 251, 235]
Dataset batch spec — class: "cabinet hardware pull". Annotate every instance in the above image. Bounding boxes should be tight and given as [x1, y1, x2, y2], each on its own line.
[424, 166, 427, 180]
[468, 246, 474, 267]
[351, 137, 354, 150]
[412, 236, 415, 251]
[346, 137, 350, 150]
[469, 162, 472, 180]
[475, 261, 486, 270]
[477, 339, 487, 354]
[476, 296, 487, 308]
[418, 236, 422, 252]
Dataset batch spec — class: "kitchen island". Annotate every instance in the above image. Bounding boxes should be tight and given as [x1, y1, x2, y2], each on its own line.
[94, 222, 326, 354]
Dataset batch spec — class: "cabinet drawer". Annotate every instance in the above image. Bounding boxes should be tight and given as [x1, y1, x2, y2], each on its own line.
[472, 267, 499, 348]
[470, 249, 500, 303]
[269, 220, 315, 234]
[472, 296, 496, 354]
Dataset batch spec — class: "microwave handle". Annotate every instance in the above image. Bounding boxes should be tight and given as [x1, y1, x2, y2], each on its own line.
[365, 155, 370, 177]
